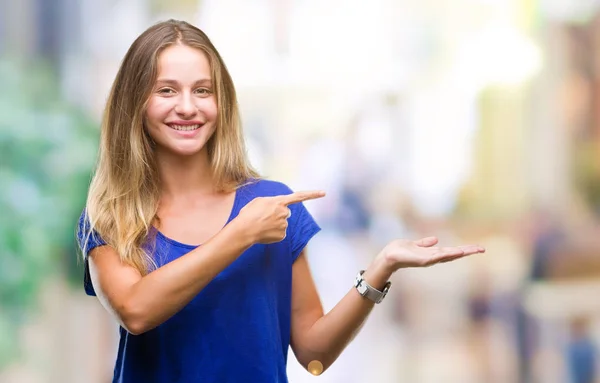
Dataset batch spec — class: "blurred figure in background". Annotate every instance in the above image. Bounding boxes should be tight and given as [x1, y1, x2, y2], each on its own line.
[568, 317, 597, 383]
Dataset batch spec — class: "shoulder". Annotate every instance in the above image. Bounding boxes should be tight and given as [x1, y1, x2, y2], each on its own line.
[76, 207, 107, 255]
[239, 178, 294, 198]
[76, 207, 91, 241]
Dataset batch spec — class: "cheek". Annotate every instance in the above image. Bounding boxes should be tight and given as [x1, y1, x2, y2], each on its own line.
[145, 98, 171, 122]
[203, 98, 218, 121]
[144, 100, 169, 144]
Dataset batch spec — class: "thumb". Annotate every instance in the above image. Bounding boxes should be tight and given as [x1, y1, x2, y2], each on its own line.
[414, 236, 438, 247]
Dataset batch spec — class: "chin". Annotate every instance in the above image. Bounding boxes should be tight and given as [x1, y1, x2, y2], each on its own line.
[172, 145, 208, 157]
[155, 141, 207, 157]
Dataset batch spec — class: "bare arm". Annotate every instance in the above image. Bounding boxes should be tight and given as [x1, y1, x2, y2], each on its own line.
[290, 237, 485, 373]
[89, 219, 253, 335]
[89, 190, 325, 335]
[289, 252, 387, 371]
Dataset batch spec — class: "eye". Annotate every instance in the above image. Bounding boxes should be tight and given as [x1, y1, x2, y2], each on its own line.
[195, 88, 213, 96]
[157, 88, 175, 95]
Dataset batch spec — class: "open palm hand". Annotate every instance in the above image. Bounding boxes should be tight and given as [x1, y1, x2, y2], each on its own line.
[379, 236, 485, 271]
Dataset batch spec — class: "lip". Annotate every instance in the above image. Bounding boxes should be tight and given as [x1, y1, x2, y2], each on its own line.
[167, 120, 204, 126]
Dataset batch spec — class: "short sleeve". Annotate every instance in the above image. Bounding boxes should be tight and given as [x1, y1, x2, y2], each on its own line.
[287, 200, 321, 262]
[76, 209, 107, 296]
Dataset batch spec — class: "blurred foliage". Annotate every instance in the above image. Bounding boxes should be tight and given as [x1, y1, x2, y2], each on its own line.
[0, 58, 99, 368]
[574, 141, 600, 215]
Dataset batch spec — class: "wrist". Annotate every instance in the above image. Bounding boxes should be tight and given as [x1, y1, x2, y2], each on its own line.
[362, 255, 394, 291]
[225, 218, 256, 248]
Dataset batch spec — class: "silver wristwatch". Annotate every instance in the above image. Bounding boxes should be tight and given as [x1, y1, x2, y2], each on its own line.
[354, 270, 391, 304]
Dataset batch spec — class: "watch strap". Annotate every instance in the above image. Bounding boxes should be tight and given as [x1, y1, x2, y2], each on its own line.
[354, 270, 391, 304]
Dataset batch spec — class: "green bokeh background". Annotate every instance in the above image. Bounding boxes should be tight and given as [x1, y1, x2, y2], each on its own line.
[0, 58, 99, 367]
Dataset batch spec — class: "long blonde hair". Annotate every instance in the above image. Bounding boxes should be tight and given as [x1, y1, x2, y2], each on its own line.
[84, 20, 258, 274]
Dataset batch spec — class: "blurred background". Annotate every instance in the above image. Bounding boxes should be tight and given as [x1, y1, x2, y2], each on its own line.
[1, 0, 600, 382]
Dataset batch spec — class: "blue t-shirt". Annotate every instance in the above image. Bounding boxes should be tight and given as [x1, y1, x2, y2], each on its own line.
[77, 179, 321, 383]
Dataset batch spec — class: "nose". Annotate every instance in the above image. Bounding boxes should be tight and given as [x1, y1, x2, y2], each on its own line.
[174, 92, 197, 117]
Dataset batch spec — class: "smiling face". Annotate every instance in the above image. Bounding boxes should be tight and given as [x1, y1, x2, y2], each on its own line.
[144, 44, 218, 157]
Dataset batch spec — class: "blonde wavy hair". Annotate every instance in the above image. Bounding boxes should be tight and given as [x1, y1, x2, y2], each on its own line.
[83, 20, 258, 274]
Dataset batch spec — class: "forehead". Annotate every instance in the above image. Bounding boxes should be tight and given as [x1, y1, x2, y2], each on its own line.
[156, 44, 211, 79]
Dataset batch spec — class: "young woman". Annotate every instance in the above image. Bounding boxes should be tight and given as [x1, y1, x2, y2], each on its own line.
[77, 19, 485, 383]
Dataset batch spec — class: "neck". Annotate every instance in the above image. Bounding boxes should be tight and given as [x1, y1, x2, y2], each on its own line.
[156, 149, 216, 203]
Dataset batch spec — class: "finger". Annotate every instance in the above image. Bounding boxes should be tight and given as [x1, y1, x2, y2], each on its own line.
[285, 208, 292, 219]
[427, 252, 465, 266]
[436, 245, 484, 264]
[457, 245, 485, 255]
[414, 236, 438, 247]
[424, 247, 465, 265]
[436, 245, 482, 257]
[437, 246, 466, 257]
[279, 190, 326, 206]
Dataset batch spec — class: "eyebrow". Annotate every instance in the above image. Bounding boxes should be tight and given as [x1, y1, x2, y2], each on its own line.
[155, 78, 212, 86]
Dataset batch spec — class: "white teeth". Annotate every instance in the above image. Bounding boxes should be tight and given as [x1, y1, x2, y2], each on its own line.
[170, 124, 200, 131]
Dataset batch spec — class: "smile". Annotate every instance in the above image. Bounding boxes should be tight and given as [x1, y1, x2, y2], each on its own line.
[169, 124, 201, 131]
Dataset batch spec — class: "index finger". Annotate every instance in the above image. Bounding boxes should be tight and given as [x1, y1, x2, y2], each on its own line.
[279, 190, 326, 206]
